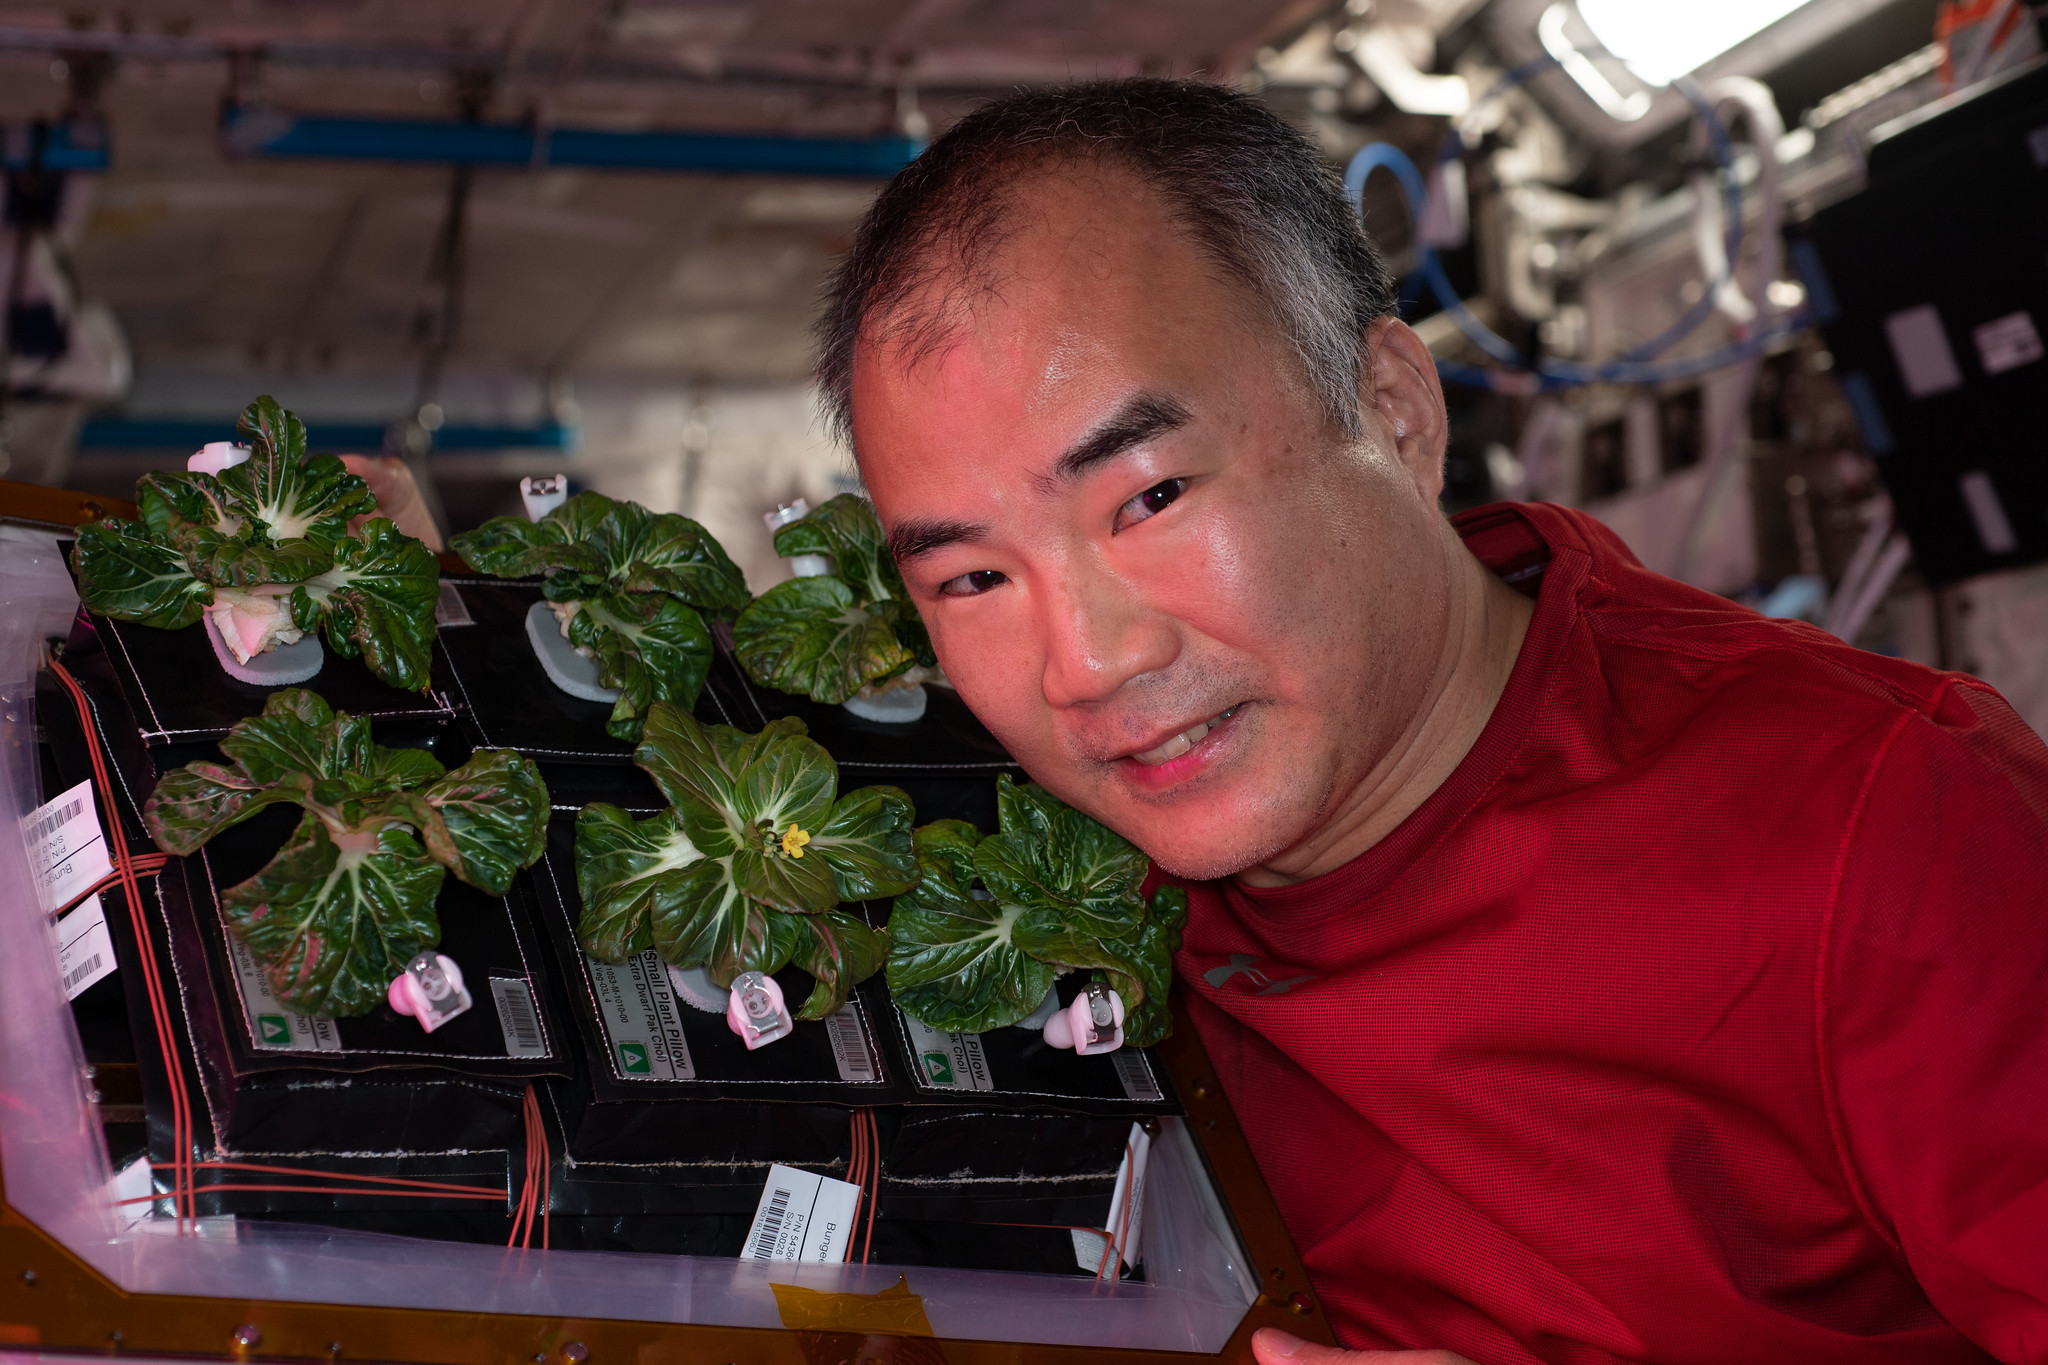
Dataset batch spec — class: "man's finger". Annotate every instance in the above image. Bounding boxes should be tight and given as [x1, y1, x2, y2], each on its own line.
[1251, 1328, 1357, 1364]
[1250, 1328, 1477, 1365]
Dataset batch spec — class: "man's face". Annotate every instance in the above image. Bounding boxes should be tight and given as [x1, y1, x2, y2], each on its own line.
[852, 165, 1452, 880]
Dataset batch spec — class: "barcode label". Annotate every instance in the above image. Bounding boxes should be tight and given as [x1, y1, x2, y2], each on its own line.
[22, 779, 111, 915]
[824, 1005, 877, 1082]
[28, 796, 84, 843]
[750, 1187, 792, 1259]
[1112, 1048, 1164, 1103]
[490, 978, 547, 1058]
[54, 894, 116, 1001]
[743, 1163, 861, 1264]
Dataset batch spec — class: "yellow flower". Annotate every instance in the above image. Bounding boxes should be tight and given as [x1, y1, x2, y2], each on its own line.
[780, 825, 811, 858]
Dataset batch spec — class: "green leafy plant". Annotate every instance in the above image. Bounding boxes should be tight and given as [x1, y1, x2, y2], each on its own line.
[732, 494, 942, 706]
[885, 776, 1187, 1047]
[450, 492, 752, 741]
[574, 699, 918, 1019]
[143, 690, 550, 1017]
[72, 396, 441, 691]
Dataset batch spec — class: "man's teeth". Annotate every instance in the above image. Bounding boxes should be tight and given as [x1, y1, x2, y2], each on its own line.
[1131, 707, 1236, 767]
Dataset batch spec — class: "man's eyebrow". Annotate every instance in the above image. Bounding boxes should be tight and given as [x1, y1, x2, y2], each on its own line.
[1050, 393, 1192, 482]
[889, 517, 987, 565]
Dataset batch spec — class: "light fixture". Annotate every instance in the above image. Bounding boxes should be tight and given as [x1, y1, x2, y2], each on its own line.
[1539, 3, 1650, 121]
[1575, 0, 1817, 86]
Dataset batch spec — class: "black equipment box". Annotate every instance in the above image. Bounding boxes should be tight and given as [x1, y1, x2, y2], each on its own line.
[1800, 59, 2048, 585]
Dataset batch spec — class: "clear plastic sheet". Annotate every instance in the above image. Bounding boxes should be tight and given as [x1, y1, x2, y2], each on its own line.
[0, 530, 1258, 1352]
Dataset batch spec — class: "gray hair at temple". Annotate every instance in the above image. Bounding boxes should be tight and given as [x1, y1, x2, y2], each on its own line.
[813, 77, 1399, 450]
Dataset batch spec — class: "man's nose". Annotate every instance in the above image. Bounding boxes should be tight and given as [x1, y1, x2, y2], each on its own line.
[1036, 563, 1177, 710]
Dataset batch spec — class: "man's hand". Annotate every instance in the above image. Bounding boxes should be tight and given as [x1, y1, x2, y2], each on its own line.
[340, 455, 444, 551]
[1251, 1328, 1477, 1365]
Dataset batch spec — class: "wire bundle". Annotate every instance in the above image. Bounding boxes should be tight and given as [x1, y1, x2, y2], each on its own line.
[843, 1107, 882, 1264]
[507, 1084, 551, 1250]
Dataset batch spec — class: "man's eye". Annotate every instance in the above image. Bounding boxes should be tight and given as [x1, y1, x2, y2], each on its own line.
[1115, 478, 1188, 532]
[937, 569, 1007, 598]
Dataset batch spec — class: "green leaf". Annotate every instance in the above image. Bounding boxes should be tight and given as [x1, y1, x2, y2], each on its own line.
[653, 858, 803, 985]
[289, 517, 440, 692]
[451, 491, 747, 617]
[882, 790, 1176, 1041]
[975, 775, 1148, 940]
[769, 494, 905, 605]
[143, 761, 311, 854]
[222, 814, 444, 1017]
[145, 690, 547, 1016]
[574, 802, 802, 983]
[731, 575, 916, 705]
[809, 785, 919, 900]
[217, 396, 372, 548]
[218, 689, 365, 786]
[886, 878, 1058, 1034]
[1114, 887, 1187, 1048]
[568, 593, 713, 741]
[789, 908, 888, 1020]
[884, 823, 1056, 1033]
[620, 511, 751, 616]
[72, 518, 213, 629]
[218, 394, 374, 548]
[634, 702, 774, 818]
[391, 749, 551, 896]
[573, 803, 704, 960]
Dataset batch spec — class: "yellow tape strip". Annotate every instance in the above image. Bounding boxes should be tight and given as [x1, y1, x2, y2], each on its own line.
[771, 1274, 936, 1337]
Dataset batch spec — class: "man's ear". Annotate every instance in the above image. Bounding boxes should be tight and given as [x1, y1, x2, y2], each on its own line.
[1360, 316, 1450, 505]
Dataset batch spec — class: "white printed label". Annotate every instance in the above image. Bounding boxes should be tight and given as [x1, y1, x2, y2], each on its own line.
[824, 1005, 878, 1082]
[1884, 303, 1964, 398]
[900, 1012, 993, 1091]
[588, 949, 694, 1080]
[490, 977, 548, 1058]
[55, 893, 117, 1000]
[744, 1163, 862, 1264]
[1111, 1048, 1164, 1104]
[1071, 1122, 1152, 1274]
[1973, 311, 2044, 376]
[227, 931, 342, 1052]
[22, 779, 112, 915]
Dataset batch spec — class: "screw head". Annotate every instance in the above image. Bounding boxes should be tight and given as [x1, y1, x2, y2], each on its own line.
[1289, 1292, 1314, 1316]
[20, 1269, 36, 1286]
[561, 1342, 589, 1364]
[233, 1323, 262, 1348]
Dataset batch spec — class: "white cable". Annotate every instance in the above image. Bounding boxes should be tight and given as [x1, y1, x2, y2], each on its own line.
[1827, 533, 1912, 645]
[1674, 78, 1787, 585]
[1823, 498, 1894, 637]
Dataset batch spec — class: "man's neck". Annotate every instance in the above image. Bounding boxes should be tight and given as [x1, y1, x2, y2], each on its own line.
[1237, 518, 1536, 887]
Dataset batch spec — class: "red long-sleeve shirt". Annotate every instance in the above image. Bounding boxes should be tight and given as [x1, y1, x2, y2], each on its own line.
[1168, 502, 2048, 1364]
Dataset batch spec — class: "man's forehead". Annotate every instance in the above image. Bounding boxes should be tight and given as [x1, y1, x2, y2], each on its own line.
[849, 171, 1256, 468]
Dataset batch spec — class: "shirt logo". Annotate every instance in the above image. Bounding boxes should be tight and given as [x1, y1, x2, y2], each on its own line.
[1199, 953, 1315, 997]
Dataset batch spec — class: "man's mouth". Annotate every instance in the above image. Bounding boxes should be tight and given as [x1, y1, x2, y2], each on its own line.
[1128, 704, 1242, 767]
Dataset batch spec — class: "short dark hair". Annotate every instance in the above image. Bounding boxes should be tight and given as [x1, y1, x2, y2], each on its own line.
[814, 77, 1398, 449]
